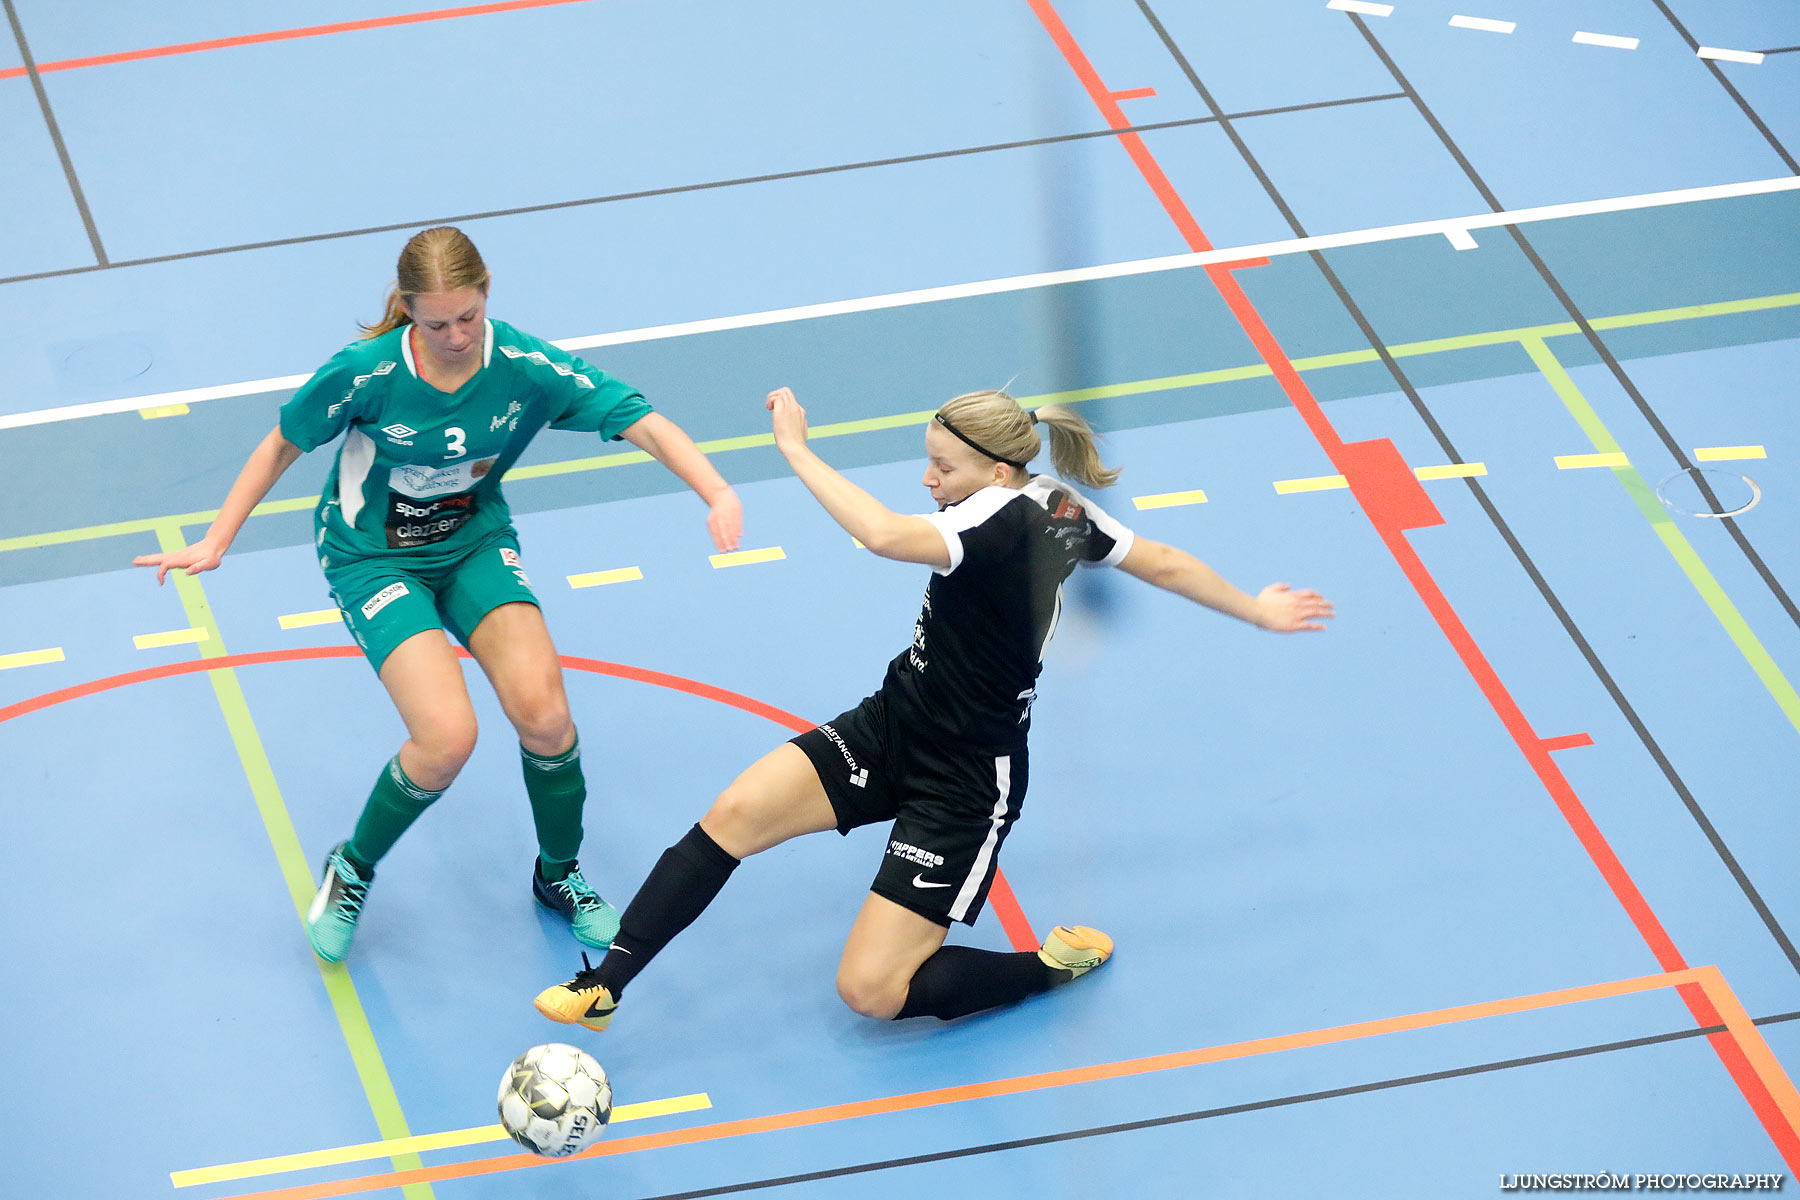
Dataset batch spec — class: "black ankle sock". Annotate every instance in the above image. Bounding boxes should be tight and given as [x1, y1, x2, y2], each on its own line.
[895, 945, 1066, 1021]
[594, 823, 738, 996]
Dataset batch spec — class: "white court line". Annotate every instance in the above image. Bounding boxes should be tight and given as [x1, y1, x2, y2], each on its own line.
[1327, 0, 1393, 15]
[1698, 46, 1764, 66]
[5, 174, 1799, 433]
[1449, 15, 1515, 34]
[1444, 227, 1480, 251]
[1573, 31, 1640, 50]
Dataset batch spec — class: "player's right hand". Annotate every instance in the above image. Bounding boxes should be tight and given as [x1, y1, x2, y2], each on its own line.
[766, 387, 809, 455]
[133, 540, 224, 585]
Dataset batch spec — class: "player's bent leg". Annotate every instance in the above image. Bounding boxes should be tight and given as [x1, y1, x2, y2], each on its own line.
[701, 742, 840, 858]
[380, 629, 481, 790]
[308, 631, 472, 962]
[837, 894, 951, 1020]
[467, 603, 617, 946]
[466, 601, 573, 755]
[536, 745, 840, 1028]
[881, 917, 1116, 1023]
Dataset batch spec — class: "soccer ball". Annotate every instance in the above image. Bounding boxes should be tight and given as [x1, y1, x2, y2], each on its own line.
[496, 1043, 613, 1157]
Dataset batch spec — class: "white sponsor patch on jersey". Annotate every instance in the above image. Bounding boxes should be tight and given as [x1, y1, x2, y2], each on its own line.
[389, 456, 497, 499]
[361, 582, 409, 619]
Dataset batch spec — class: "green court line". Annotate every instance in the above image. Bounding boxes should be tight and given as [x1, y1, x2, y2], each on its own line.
[2, 289, 1795, 557]
[1520, 339, 1800, 738]
[153, 521, 436, 1200]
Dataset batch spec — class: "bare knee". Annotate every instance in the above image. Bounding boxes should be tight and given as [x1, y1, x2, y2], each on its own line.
[506, 688, 573, 754]
[835, 963, 908, 1021]
[404, 716, 478, 789]
[700, 779, 769, 858]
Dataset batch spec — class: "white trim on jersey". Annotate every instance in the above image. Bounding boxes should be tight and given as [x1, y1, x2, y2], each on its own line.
[1021, 476, 1136, 567]
[949, 756, 1011, 923]
[921, 485, 1024, 576]
[397, 321, 493, 378]
[337, 428, 375, 527]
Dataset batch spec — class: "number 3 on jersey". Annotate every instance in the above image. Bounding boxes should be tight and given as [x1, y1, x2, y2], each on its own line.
[444, 426, 467, 458]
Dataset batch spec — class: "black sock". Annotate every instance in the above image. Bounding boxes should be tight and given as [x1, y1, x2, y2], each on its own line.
[594, 823, 738, 996]
[895, 945, 1069, 1021]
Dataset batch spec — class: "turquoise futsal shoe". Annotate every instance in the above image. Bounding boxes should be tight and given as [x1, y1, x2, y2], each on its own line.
[532, 861, 621, 950]
[306, 843, 372, 963]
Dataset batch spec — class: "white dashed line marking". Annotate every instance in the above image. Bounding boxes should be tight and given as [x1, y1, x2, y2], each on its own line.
[1449, 15, 1515, 34]
[1327, 0, 1393, 16]
[1573, 31, 1640, 51]
[1697, 46, 1765, 66]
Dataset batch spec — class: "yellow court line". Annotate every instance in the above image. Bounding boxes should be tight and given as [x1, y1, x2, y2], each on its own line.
[568, 566, 644, 589]
[710, 546, 786, 568]
[0, 646, 64, 670]
[133, 627, 209, 649]
[1555, 451, 1630, 469]
[277, 609, 341, 630]
[1694, 445, 1767, 462]
[139, 403, 190, 419]
[1273, 474, 1348, 494]
[1414, 462, 1488, 481]
[1133, 488, 1209, 510]
[170, 1093, 713, 1188]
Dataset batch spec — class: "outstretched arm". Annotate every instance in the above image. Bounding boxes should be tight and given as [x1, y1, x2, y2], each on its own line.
[132, 425, 304, 584]
[620, 412, 743, 552]
[765, 387, 949, 567]
[1118, 537, 1333, 632]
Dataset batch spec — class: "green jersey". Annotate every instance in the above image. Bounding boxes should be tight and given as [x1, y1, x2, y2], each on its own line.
[280, 319, 652, 566]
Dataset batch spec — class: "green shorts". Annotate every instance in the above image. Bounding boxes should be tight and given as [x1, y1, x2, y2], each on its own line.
[323, 527, 540, 673]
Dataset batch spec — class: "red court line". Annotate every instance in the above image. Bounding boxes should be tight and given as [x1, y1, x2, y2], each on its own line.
[1109, 86, 1157, 101]
[0, 0, 592, 80]
[0, 644, 1040, 944]
[1023, 0, 1800, 1171]
[1542, 732, 1596, 752]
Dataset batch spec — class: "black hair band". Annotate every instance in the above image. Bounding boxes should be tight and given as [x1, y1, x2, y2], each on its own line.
[934, 411, 1032, 470]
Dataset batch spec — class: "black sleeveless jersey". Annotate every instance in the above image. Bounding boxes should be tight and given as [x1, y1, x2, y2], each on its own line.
[880, 476, 1134, 749]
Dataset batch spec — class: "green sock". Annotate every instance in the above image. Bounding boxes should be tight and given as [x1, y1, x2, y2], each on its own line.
[345, 756, 444, 867]
[524, 734, 586, 878]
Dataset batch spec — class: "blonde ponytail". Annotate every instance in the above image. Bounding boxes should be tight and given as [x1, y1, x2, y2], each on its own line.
[935, 391, 1120, 489]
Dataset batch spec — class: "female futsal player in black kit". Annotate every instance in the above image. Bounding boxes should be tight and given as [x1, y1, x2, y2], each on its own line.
[534, 386, 1333, 1028]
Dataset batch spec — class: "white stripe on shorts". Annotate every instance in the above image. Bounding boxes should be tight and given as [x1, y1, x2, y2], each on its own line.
[950, 756, 1012, 923]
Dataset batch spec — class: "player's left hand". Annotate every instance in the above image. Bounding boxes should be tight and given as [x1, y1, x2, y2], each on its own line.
[766, 387, 809, 454]
[1254, 582, 1334, 632]
[707, 487, 743, 553]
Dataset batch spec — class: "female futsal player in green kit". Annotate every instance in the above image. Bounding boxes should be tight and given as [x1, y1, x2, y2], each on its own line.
[136, 226, 743, 963]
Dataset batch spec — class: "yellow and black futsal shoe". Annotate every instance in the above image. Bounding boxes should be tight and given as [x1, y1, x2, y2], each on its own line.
[533, 952, 620, 1032]
[1037, 925, 1113, 978]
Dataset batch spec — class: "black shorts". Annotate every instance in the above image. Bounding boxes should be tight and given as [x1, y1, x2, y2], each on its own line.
[791, 688, 1027, 928]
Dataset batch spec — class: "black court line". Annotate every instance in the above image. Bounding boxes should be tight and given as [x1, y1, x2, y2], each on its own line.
[1651, 0, 1799, 175]
[1344, 7, 1800, 979]
[1348, 14, 1800, 638]
[1761, 46, 1800, 57]
[632, 1022, 1759, 1199]
[0, 91, 1406, 288]
[2, 0, 107, 267]
[1130, 0, 1800, 983]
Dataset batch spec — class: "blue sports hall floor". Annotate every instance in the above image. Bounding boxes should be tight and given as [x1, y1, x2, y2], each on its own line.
[2, 2, 1798, 1197]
